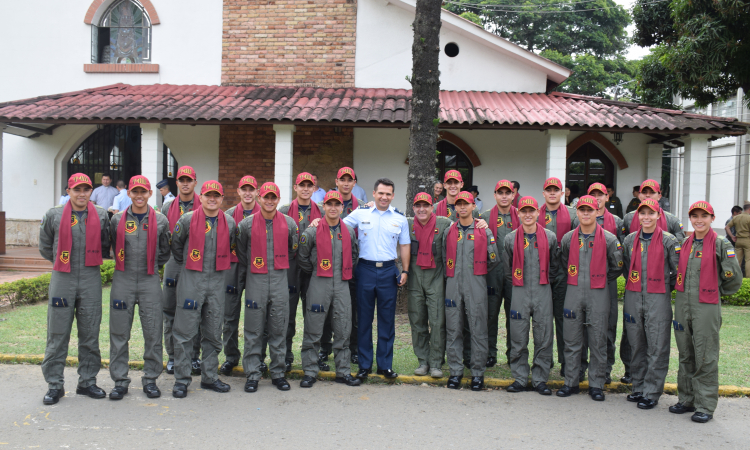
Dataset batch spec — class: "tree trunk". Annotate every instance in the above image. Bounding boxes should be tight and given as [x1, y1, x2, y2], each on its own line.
[406, 0, 442, 217]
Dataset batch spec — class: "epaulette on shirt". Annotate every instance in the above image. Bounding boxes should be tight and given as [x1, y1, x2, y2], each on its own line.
[358, 205, 370, 210]
[393, 208, 404, 216]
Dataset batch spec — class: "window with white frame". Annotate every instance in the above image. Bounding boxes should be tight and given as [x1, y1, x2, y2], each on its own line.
[91, 0, 152, 64]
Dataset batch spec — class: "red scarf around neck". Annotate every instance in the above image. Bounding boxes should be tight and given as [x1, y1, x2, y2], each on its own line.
[445, 221, 488, 277]
[625, 228, 665, 294]
[413, 214, 437, 269]
[676, 230, 719, 304]
[115, 206, 157, 275]
[435, 198, 453, 219]
[490, 205, 520, 239]
[343, 196, 359, 215]
[567, 225, 607, 289]
[54, 201, 102, 272]
[250, 211, 290, 274]
[231, 202, 260, 263]
[629, 208, 667, 234]
[167, 195, 201, 233]
[600, 210, 618, 235]
[289, 199, 322, 227]
[538, 203, 571, 245]
[185, 208, 231, 272]
[316, 220, 353, 280]
[512, 223, 550, 286]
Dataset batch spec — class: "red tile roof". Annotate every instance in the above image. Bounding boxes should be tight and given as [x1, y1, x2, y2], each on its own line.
[0, 83, 745, 134]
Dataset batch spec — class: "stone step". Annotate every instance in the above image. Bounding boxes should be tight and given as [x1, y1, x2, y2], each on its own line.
[0, 263, 51, 273]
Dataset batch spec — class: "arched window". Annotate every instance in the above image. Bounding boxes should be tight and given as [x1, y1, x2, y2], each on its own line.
[92, 0, 152, 63]
[68, 125, 142, 186]
[437, 140, 473, 187]
[566, 142, 615, 198]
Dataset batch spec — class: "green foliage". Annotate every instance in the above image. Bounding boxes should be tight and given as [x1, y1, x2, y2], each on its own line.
[459, 11, 482, 25]
[634, 46, 681, 110]
[617, 276, 750, 305]
[100, 260, 115, 285]
[632, 0, 674, 47]
[541, 50, 636, 98]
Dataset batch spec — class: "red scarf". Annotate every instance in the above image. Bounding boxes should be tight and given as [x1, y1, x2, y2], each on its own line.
[600, 210, 618, 235]
[435, 198, 453, 219]
[167, 195, 201, 233]
[445, 221, 488, 277]
[316, 220, 353, 280]
[512, 223, 550, 286]
[676, 230, 719, 304]
[185, 208, 231, 272]
[288, 199, 322, 227]
[250, 211, 290, 274]
[231, 202, 260, 263]
[489, 205, 520, 239]
[413, 214, 437, 269]
[567, 225, 607, 289]
[53, 201, 102, 272]
[629, 208, 667, 234]
[538, 203, 572, 245]
[344, 196, 359, 215]
[625, 228, 665, 294]
[115, 206, 157, 275]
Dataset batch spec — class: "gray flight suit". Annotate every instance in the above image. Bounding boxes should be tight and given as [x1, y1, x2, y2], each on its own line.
[560, 228, 622, 389]
[441, 223, 500, 377]
[503, 228, 561, 388]
[170, 212, 237, 387]
[479, 208, 516, 363]
[542, 205, 578, 369]
[622, 230, 680, 401]
[161, 198, 201, 363]
[406, 216, 453, 370]
[432, 202, 481, 223]
[237, 214, 299, 381]
[279, 202, 323, 365]
[298, 223, 359, 377]
[674, 236, 741, 415]
[39, 204, 110, 390]
[109, 208, 171, 388]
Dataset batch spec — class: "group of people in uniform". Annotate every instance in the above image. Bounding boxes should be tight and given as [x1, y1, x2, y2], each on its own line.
[37, 165, 741, 424]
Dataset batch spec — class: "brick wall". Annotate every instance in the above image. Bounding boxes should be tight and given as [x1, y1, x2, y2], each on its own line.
[222, 0, 357, 87]
[218, 124, 353, 207]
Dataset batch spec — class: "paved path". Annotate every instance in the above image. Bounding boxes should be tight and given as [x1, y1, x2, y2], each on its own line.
[0, 365, 748, 449]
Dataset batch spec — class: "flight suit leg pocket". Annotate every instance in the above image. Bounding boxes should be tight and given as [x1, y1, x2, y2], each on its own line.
[183, 299, 200, 310]
[624, 313, 636, 324]
[310, 304, 325, 313]
[445, 299, 456, 308]
[510, 310, 523, 320]
[110, 300, 130, 336]
[672, 320, 684, 332]
[563, 308, 576, 320]
[49, 297, 71, 335]
[165, 278, 177, 288]
[487, 286, 496, 295]
[288, 285, 297, 294]
[226, 285, 238, 295]
[246, 299, 259, 309]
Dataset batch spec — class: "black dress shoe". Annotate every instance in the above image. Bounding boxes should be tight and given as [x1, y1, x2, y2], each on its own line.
[350, 354, 359, 365]
[143, 383, 161, 398]
[244, 379, 259, 393]
[637, 398, 658, 409]
[285, 362, 292, 373]
[620, 372, 632, 384]
[535, 382, 552, 396]
[691, 412, 713, 423]
[43, 389, 64, 405]
[272, 377, 291, 391]
[578, 368, 586, 383]
[219, 361, 236, 376]
[506, 381, 525, 393]
[627, 392, 644, 403]
[559, 364, 565, 378]
[669, 402, 696, 414]
[166, 359, 175, 375]
[318, 350, 329, 362]
[604, 373, 612, 385]
[556, 385, 580, 397]
[172, 383, 188, 398]
[318, 360, 330, 372]
[376, 369, 398, 379]
[109, 386, 128, 400]
[335, 374, 362, 386]
[470, 376, 484, 391]
[446, 375, 463, 389]
[191, 359, 202, 376]
[589, 388, 605, 401]
[300, 376, 317, 388]
[259, 362, 268, 373]
[200, 379, 231, 393]
[486, 356, 497, 368]
[76, 385, 106, 399]
[356, 368, 371, 380]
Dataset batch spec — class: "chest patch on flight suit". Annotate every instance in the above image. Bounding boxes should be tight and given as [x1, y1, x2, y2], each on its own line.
[51, 297, 69, 308]
[468, 234, 475, 241]
[695, 251, 703, 258]
[434, 228, 439, 235]
[338, 233, 343, 240]
[727, 249, 736, 258]
[125, 221, 137, 233]
[457, 230, 463, 242]
[497, 217, 504, 227]
[70, 214, 78, 227]
[253, 257, 265, 269]
[545, 214, 552, 225]
[524, 237, 530, 249]
[60, 251, 70, 265]
[299, 212, 304, 223]
[205, 220, 212, 234]
[578, 238, 584, 249]
[589, 241, 594, 249]
[117, 248, 125, 262]
[629, 270, 640, 283]
[112, 299, 127, 310]
[190, 249, 201, 262]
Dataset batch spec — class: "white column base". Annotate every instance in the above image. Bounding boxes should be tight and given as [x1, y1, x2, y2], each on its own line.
[545, 129, 569, 182]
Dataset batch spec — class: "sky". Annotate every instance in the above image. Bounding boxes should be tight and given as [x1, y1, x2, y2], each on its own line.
[613, 0, 652, 60]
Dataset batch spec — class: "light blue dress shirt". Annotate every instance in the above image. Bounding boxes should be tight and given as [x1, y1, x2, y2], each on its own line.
[59, 195, 70, 205]
[343, 206, 410, 261]
[163, 192, 175, 203]
[111, 189, 132, 211]
[351, 183, 368, 202]
[90, 185, 120, 209]
[311, 187, 326, 204]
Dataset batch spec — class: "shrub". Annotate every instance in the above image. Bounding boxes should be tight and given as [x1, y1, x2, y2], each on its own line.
[618, 275, 750, 306]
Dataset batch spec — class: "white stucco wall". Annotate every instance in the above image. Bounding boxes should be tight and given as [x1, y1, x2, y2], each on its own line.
[163, 125, 220, 188]
[0, 0, 222, 103]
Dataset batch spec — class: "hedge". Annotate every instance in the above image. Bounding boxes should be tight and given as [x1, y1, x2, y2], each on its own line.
[616, 276, 750, 306]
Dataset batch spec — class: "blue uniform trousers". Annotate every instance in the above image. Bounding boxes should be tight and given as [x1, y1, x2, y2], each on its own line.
[356, 261, 398, 370]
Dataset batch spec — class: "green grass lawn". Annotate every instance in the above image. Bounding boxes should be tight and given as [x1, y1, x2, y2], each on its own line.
[1, 287, 749, 387]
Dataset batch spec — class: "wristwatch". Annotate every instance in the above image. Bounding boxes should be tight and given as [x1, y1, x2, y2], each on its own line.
[402, 270, 409, 275]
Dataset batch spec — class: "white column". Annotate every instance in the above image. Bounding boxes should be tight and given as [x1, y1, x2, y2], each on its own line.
[140, 123, 165, 208]
[646, 143, 662, 181]
[545, 129, 569, 181]
[0, 124, 5, 212]
[681, 134, 709, 231]
[273, 124, 295, 205]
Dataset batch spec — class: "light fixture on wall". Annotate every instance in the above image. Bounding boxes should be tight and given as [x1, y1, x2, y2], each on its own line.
[613, 132, 623, 145]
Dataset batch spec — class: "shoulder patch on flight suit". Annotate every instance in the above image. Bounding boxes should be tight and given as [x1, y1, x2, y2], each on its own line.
[51, 297, 69, 307]
[112, 299, 127, 310]
[679, 222, 684, 229]
[725, 271, 734, 278]
[616, 242, 622, 251]
[40, 215, 45, 226]
[300, 235, 307, 245]
[727, 248, 736, 258]
[489, 235, 495, 244]
[617, 260, 623, 267]
[183, 299, 199, 310]
[490, 252, 496, 260]
[675, 245, 681, 254]
[434, 228, 439, 234]
[174, 222, 181, 234]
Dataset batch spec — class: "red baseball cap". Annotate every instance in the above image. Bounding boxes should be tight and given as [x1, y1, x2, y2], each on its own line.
[688, 200, 714, 215]
[444, 170, 463, 183]
[259, 182, 280, 198]
[587, 182, 607, 195]
[636, 198, 660, 213]
[337, 167, 356, 180]
[517, 196, 539, 211]
[576, 195, 598, 210]
[68, 173, 93, 189]
[201, 180, 224, 196]
[128, 175, 151, 191]
[495, 180, 513, 192]
[413, 192, 433, 205]
[176, 166, 197, 180]
[239, 175, 257, 189]
[543, 177, 563, 190]
[295, 172, 315, 185]
[323, 191, 343, 204]
[455, 191, 475, 204]
[640, 179, 661, 193]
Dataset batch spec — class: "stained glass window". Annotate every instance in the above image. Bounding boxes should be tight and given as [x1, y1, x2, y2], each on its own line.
[92, 0, 151, 63]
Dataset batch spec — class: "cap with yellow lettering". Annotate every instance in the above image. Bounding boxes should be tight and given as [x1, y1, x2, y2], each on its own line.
[587, 182, 607, 195]
[688, 200, 714, 215]
[413, 192, 433, 205]
[295, 172, 315, 185]
[337, 167, 356, 180]
[576, 195, 598, 210]
[640, 179, 661, 193]
[495, 179, 513, 192]
[128, 175, 151, 191]
[636, 198, 660, 213]
[239, 175, 257, 189]
[455, 191, 475, 204]
[324, 191, 343, 204]
[201, 180, 224, 196]
[176, 166, 197, 180]
[543, 177, 563, 190]
[259, 182, 280, 198]
[444, 170, 463, 183]
[68, 173, 93, 189]
[517, 196, 539, 211]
